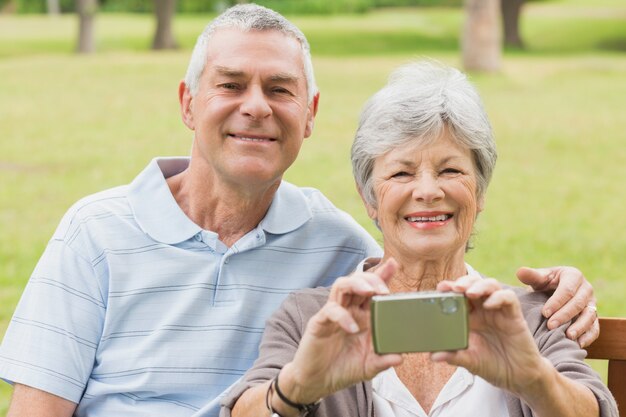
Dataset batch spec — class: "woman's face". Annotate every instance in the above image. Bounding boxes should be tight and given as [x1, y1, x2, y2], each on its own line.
[365, 132, 484, 261]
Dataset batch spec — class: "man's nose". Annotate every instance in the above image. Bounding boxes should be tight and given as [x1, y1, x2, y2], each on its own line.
[239, 86, 272, 120]
[411, 174, 444, 203]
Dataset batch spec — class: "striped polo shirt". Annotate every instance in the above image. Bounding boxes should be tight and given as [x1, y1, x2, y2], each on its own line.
[0, 157, 382, 416]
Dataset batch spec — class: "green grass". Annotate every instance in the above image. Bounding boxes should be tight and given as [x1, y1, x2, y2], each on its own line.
[0, 1, 625, 412]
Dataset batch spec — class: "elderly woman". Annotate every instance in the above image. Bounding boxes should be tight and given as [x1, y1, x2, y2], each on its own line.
[221, 62, 617, 417]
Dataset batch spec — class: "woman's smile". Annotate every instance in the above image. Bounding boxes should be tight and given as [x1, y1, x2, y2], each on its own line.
[405, 211, 454, 230]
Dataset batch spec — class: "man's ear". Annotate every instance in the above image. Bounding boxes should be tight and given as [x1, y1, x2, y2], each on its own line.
[357, 184, 378, 222]
[179, 81, 195, 131]
[304, 92, 320, 139]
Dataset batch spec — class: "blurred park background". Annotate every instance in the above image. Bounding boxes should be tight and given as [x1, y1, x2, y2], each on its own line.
[0, 0, 625, 411]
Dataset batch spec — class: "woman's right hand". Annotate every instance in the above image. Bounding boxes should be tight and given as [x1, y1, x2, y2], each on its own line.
[433, 275, 551, 396]
[277, 258, 403, 406]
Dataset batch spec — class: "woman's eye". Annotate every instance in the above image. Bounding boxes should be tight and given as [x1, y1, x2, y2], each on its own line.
[391, 171, 410, 178]
[441, 168, 462, 175]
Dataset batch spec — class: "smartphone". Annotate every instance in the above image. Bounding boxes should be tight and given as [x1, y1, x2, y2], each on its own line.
[370, 291, 469, 354]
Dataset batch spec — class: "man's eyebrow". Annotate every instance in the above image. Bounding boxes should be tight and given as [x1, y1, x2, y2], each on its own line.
[213, 67, 299, 84]
[214, 66, 245, 77]
[269, 72, 299, 84]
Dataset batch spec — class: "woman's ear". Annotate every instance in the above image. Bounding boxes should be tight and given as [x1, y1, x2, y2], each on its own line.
[477, 193, 486, 214]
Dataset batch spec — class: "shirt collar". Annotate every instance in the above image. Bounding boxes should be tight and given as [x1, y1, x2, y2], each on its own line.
[373, 366, 475, 415]
[128, 157, 202, 245]
[128, 157, 313, 244]
[259, 180, 312, 234]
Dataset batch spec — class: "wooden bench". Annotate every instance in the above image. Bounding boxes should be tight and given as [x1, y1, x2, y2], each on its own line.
[585, 317, 626, 417]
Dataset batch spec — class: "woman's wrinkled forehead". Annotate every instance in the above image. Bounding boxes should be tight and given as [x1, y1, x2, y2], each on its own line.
[375, 133, 473, 168]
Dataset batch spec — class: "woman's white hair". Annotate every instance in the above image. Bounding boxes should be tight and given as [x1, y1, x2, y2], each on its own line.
[351, 60, 498, 207]
[184, 4, 318, 104]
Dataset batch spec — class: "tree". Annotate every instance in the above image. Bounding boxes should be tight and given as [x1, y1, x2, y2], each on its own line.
[76, 0, 97, 53]
[501, 0, 525, 48]
[462, 0, 501, 72]
[47, 0, 60, 15]
[152, 0, 178, 50]
[0, 0, 15, 13]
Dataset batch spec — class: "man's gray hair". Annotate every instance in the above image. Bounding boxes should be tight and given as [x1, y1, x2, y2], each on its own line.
[184, 4, 318, 103]
[351, 60, 498, 207]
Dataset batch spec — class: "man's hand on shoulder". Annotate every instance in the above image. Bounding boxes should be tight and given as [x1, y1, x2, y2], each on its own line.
[516, 266, 599, 348]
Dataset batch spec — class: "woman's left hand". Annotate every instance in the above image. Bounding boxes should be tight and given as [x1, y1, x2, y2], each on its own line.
[432, 276, 549, 396]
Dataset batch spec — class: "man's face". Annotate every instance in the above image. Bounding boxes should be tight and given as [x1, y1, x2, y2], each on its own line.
[180, 28, 317, 188]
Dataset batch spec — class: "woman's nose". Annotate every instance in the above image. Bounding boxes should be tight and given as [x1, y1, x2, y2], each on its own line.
[239, 86, 272, 120]
[412, 174, 444, 203]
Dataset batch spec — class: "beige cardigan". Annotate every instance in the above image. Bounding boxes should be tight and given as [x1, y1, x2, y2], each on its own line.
[221, 286, 617, 417]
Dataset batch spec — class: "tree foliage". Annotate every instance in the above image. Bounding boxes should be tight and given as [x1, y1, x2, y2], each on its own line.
[2, 0, 468, 14]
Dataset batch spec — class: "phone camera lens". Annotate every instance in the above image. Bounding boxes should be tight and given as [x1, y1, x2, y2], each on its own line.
[440, 297, 458, 314]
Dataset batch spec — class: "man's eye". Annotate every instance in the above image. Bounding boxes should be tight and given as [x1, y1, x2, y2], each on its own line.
[220, 83, 240, 90]
[272, 87, 292, 95]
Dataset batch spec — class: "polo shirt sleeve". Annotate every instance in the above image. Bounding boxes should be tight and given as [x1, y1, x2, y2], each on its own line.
[0, 209, 106, 403]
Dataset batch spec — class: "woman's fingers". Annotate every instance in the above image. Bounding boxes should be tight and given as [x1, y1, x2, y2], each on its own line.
[430, 350, 461, 365]
[437, 274, 482, 293]
[369, 353, 404, 374]
[439, 276, 504, 304]
[481, 288, 519, 313]
[318, 302, 361, 334]
[465, 278, 502, 299]
[376, 258, 399, 284]
[330, 276, 375, 306]
[330, 258, 398, 306]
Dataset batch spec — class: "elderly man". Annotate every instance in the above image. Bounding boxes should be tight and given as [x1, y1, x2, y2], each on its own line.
[0, 4, 598, 417]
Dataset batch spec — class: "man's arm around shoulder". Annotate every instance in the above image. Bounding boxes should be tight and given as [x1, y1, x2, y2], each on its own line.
[7, 384, 76, 417]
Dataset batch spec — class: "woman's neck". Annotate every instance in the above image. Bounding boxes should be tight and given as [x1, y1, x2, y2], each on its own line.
[382, 250, 467, 293]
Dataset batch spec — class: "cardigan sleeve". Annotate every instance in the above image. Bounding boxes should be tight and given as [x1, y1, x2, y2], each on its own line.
[220, 287, 370, 417]
[506, 289, 618, 417]
[220, 288, 328, 416]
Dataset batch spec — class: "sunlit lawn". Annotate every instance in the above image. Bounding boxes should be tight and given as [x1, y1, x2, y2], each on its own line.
[0, 1, 625, 412]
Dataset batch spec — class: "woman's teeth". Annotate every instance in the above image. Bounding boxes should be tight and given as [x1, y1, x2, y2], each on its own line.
[406, 214, 451, 222]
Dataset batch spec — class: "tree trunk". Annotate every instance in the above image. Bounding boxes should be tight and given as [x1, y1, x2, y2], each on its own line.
[462, 0, 501, 72]
[76, 0, 97, 54]
[501, 0, 525, 48]
[152, 0, 178, 50]
[1, 1, 17, 14]
[47, 0, 60, 15]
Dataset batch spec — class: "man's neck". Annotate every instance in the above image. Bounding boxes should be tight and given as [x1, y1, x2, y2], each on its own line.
[166, 162, 280, 248]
